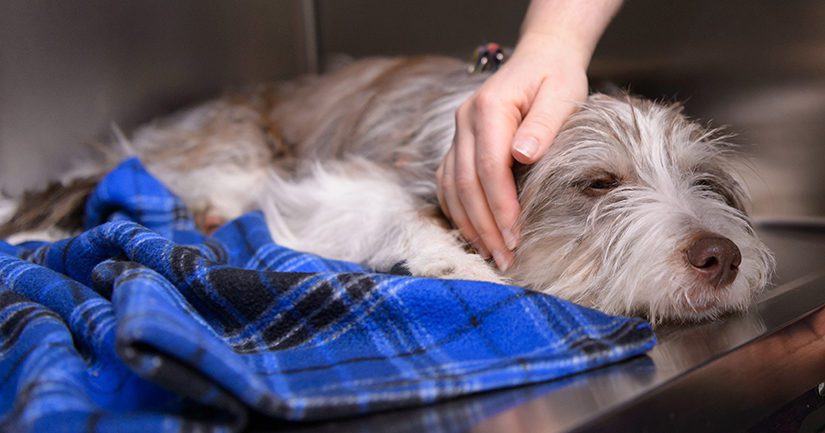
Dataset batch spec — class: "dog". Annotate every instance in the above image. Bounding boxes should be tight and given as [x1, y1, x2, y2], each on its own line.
[0, 56, 774, 323]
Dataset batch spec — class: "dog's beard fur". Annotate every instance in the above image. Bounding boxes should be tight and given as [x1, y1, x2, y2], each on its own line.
[0, 56, 774, 323]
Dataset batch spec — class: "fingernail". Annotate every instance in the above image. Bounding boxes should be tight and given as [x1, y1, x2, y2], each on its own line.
[513, 136, 539, 159]
[492, 250, 512, 272]
[502, 227, 519, 250]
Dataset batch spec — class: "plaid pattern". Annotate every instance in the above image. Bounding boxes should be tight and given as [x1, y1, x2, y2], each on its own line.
[0, 158, 655, 433]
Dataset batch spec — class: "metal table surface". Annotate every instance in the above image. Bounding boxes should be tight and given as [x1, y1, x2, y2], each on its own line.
[253, 222, 825, 433]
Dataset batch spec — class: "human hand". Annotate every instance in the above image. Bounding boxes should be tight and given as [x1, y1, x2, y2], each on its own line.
[436, 33, 589, 271]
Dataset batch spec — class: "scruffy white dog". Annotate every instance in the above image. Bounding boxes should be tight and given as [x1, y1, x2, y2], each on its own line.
[1, 56, 774, 322]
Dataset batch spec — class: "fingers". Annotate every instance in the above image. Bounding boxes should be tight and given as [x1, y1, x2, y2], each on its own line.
[473, 97, 522, 251]
[453, 117, 514, 271]
[511, 82, 582, 165]
[439, 147, 488, 259]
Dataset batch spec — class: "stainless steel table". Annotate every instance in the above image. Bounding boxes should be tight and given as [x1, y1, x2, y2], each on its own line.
[254, 222, 825, 433]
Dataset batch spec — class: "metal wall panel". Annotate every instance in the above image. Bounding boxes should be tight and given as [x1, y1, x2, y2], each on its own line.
[0, 0, 307, 193]
[3, 0, 824, 218]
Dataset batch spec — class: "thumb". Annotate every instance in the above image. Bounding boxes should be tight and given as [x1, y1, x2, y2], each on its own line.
[511, 87, 581, 165]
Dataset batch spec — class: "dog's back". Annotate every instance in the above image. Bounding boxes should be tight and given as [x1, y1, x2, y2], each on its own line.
[2, 56, 479, 236]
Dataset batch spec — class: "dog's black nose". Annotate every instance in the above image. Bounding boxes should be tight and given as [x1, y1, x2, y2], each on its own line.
[686, 233, 741, 288]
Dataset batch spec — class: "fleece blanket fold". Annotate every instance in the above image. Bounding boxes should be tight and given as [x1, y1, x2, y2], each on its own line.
[0, 158, 655, 433]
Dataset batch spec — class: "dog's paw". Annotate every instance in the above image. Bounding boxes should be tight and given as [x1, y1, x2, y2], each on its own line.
[406, 252, 506, 285]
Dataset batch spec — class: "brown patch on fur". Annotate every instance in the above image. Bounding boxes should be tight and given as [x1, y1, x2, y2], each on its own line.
[231, 84, 291, 161]
[0, 176, 101, 238]
[258, 87, 290, 161]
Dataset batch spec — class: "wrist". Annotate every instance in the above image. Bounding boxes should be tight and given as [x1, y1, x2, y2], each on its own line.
[518, 0, 623, 69]
[512, 31, 592, 71]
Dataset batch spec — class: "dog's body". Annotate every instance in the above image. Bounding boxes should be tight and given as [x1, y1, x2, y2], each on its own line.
[1, 56, 774, 322]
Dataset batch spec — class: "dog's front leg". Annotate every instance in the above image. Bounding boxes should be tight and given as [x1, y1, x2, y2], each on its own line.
[363, 209, 506, 285]
[256, 163, 505, 285]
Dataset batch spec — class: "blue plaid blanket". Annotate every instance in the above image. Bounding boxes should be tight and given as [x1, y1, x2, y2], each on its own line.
[0, 158, 655, 433]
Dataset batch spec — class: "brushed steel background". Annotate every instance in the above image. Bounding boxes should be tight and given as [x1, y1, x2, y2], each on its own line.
[2, 0, 823, 218]
[0, 0, 308, 193]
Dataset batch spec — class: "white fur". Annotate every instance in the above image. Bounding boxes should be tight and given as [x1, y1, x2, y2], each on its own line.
[133, 91, 774, 323]
[511, 95, 774, 322]
[256, 160, 503, 284]
[4, 57, 775, 323]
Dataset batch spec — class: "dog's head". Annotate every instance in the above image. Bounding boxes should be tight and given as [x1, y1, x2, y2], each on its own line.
[511, 93, 774, 323]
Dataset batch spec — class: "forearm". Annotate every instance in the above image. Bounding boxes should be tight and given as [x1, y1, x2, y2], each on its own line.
[520, 0, 623, 67]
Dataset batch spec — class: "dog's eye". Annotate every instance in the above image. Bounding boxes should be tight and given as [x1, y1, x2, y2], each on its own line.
[693, 178, 739, 208]
[582, 174, 621, 196]
[589, 178, 620, 190]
